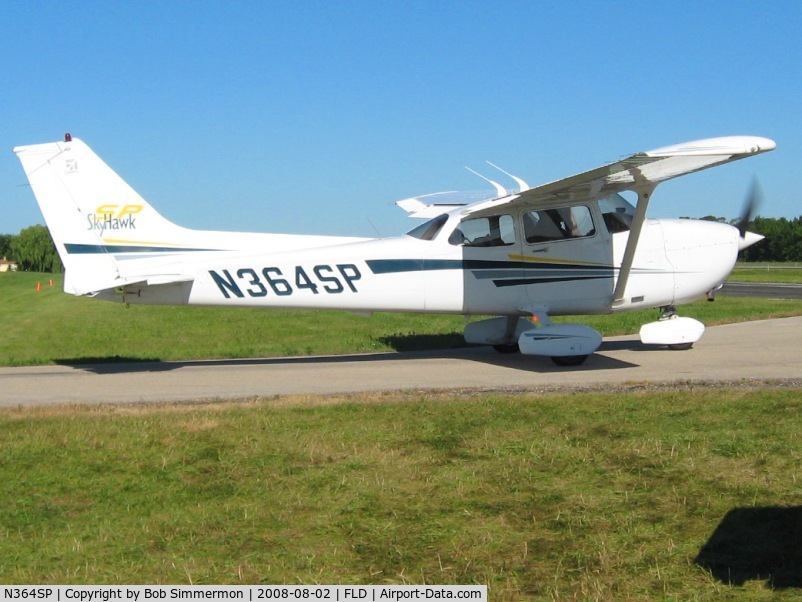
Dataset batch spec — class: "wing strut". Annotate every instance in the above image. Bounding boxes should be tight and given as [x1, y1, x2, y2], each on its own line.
[612, 184, 656, 306]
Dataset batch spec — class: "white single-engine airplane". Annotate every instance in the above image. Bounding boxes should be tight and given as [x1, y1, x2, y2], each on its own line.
[14, 134, 774, 365]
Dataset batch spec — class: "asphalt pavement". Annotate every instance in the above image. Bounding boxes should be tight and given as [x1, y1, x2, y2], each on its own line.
[2, 316, 800, 407]
[721, 282, 802, 300]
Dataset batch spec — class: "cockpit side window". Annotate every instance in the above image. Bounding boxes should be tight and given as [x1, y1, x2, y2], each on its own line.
[523, 205, 595, 244]
[448, 214, 515, 247]
[406, 214, 449, 241]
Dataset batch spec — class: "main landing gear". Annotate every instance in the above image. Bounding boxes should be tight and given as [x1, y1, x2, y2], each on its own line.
[492, 343, 520, 354]
[465, 314, 602, 366]
[493, 340, 589, 366]
[468, 302, 707, 365]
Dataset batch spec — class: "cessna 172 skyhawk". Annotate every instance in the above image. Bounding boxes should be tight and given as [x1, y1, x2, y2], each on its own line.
[14, 134, 774, 365]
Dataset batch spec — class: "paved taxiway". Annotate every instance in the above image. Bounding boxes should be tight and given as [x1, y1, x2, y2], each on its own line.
[2, 316, 801, 407]
[721, 281, 802, 300]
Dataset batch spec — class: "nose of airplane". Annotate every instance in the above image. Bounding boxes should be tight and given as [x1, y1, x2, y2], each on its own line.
[659, 219, 745, 305]
[738, 230, 765, 251]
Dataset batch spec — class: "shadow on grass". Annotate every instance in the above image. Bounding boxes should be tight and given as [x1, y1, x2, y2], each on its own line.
[695, 506, 802, 589]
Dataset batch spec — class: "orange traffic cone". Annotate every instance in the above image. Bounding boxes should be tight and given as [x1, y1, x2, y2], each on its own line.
[36, 282, 41, 292]
[49, 279, 54, 286]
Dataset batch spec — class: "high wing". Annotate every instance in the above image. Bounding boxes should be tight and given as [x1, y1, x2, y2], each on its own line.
[465, 136, 776, 215]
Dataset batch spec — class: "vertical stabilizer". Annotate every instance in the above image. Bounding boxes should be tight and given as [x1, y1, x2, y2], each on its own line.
[14, 137, 188, 294]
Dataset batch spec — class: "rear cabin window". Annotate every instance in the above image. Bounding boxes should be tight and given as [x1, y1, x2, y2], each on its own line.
[523, 206, 595, 244]
[406, 214, 448, 241]
[448, 214, 515, 247]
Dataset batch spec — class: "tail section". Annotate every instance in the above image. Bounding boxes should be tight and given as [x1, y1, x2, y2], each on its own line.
[14, 136, 191, 294]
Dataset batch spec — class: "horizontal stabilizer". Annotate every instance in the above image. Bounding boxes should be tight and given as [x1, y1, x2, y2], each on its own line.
[63, 267, 194, 296]
[146, 275, 195, 286]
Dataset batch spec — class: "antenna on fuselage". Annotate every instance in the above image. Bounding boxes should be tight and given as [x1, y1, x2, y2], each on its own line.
[365, 217, 381, 237]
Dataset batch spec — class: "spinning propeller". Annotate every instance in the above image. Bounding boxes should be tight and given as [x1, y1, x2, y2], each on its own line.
[735, 179, 764, 251]
[735, 178, 762, 238]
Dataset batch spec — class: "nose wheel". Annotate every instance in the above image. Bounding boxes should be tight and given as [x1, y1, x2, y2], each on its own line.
[660, 306, 693, 350]
[667, 342, 694, 351]
[551, 354, 589, 366]
[640, 305, 705, 349]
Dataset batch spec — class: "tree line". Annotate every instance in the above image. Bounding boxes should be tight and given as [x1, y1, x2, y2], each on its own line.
[737, 216, 802, 263]
[1, 225, 63, 272]
[1, 216, 800, 273]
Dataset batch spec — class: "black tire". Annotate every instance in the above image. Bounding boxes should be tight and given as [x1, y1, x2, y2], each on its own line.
[493, 343, 520, 354]
[551, 354, 589, 366]
[667, 343, 693, 351]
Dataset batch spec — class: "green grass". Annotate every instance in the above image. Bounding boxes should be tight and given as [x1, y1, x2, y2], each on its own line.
[0, 273, 465, 366]
[2, 271, 802, 366]
[1, 387, 801, 599]
[731, 264, 802, 284]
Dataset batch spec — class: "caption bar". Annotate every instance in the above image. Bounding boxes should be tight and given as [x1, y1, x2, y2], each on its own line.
[0, 587, 486, 602]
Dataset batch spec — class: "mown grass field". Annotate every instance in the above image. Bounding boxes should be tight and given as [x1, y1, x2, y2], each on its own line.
[2, 271, 802, 366]
[1, 387, 801, 599]
[731, 264, 802, 283]
[0, 272, 465, 366]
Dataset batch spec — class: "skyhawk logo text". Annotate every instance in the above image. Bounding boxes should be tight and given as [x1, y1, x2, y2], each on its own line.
[86, 204, 142, 232]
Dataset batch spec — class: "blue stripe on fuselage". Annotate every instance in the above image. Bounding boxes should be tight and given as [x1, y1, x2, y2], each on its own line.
[64, 243, 219, 254]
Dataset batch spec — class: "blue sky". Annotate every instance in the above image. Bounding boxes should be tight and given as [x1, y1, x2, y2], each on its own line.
[1, 1, 799, 237]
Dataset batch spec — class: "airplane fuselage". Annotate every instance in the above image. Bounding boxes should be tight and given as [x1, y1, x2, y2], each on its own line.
[105, 206, 742, 318]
